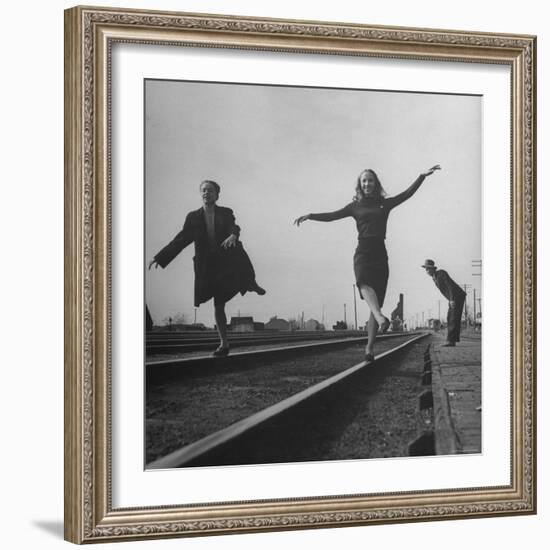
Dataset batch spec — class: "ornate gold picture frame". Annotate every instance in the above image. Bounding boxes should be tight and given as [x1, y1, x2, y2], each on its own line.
[64, 5, 536, 544]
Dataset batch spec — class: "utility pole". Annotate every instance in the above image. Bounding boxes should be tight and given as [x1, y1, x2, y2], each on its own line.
[473, 288, 477, 330]
[301, 311, 305, 330]
[353, 285, 358, 331]
[438, 300, 441, 322]
[194, 308, 197, 324]
[463, 284, 472, 327]
[472, 259, 482, 278]
[344, 303, 347, 328]
[472, 260, 481, 331]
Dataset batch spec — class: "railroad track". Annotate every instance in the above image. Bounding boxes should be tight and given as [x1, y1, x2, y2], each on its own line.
[148, 329, 370, 339]
[146, 332, 430, 469]
[146, 329, 398, 355]
[146, 332, 420, 382]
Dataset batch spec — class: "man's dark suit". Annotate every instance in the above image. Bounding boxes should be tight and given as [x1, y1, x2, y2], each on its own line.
[154, 205, 256, 306]
[432, 269, 466, 343]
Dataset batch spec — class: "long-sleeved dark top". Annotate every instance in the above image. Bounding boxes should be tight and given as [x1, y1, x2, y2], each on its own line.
[153, 205, 247, 307]
[308, 175, 426, 239]
[154, 205, 240, 268]
[432, 269, 466, 302]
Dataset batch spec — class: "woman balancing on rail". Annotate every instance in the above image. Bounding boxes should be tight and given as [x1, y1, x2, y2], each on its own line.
[294, 164, 441, 364]
[149, 180, 266, 357]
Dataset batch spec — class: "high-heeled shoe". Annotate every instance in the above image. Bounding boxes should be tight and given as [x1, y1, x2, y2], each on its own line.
[379, 317, 390, 333]
[212, 345, 230, 357]
[249, 281, 266, 295]
[365, 353, 375, 364]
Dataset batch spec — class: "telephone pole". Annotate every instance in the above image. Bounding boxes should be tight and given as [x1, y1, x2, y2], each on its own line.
[473, 288, 477, 330]
[344, 303, 347, 328]
[463, 284, 472, 326]
[353, 285, 358, 330]
[472, 260, 482, 331]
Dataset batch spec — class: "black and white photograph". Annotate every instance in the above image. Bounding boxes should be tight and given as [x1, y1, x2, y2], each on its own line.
[144, 79, 482, 469]
[54, 0, 542, 545]
[2, 0, 545, 546]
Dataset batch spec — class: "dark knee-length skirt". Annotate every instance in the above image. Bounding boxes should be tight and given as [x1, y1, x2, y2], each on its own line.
[354, 237, 389, 306]
[199, 243, 256, 306]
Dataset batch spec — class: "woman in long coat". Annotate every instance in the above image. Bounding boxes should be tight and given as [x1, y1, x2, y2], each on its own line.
[294, 165, 440, 363]
[149, 180, 265, 356]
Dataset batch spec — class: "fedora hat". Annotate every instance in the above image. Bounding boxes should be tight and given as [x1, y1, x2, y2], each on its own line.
[421, 259, 436, 269]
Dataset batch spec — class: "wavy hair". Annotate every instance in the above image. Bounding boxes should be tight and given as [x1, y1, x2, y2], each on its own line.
[353, 169, 386, 203]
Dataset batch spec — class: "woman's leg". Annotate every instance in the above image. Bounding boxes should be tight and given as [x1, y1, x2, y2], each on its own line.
[214, 300, 229, 349]
[366, 311, 378, 355]
[359, 284, 389, 356]
[359, 284, 387, 325]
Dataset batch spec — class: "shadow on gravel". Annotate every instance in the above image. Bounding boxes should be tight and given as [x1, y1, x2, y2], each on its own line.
[146, 346, 356, 386]
[184, 345, 418, 467]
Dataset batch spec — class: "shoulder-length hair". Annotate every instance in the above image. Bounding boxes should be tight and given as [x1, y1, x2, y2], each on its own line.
[353, 169, 386, 203]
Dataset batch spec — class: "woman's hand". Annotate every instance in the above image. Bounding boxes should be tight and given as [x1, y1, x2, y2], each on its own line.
[221, 234, 238, 249]
[421, 164, 441, 177]
[294, 214, 311, 226]
[148, 259, 159, 270]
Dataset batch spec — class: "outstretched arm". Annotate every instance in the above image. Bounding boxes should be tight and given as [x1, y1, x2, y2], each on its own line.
[294, 204, 352, 226]
[150, 213, 195, 269]
[385, 164, 441, 209]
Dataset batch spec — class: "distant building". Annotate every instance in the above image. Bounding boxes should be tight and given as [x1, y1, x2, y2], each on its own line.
[474, 312, 482, 331]
[265, 316, 290, 331]
[229, 316, 255, 332]
[288, 319, 301, 331]
[390, 294, 404, 331]
[156, 323, 208, 332]
[304, 318, 324, 331]
[145, 305, 153, 332]
[332, 320, 348, 330]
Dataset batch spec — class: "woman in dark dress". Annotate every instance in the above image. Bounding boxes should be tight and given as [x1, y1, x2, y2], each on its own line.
[294, 165, 440, 363]
[149, 180, 265, 356]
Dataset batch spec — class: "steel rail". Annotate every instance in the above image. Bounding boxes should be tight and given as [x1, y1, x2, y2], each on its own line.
[146, 330, 394, 353]
[146, 332, 428, 469]
[146, 331, 417, 368]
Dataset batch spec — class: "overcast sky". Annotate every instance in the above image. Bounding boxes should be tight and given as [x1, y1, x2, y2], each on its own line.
[145, 79, 481, 329]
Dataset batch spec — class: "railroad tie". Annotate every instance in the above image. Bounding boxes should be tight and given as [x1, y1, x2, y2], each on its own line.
[408, 343, 436, 456]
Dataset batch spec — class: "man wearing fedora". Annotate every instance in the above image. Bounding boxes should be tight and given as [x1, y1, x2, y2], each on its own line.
[421, 259, 466, 347]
